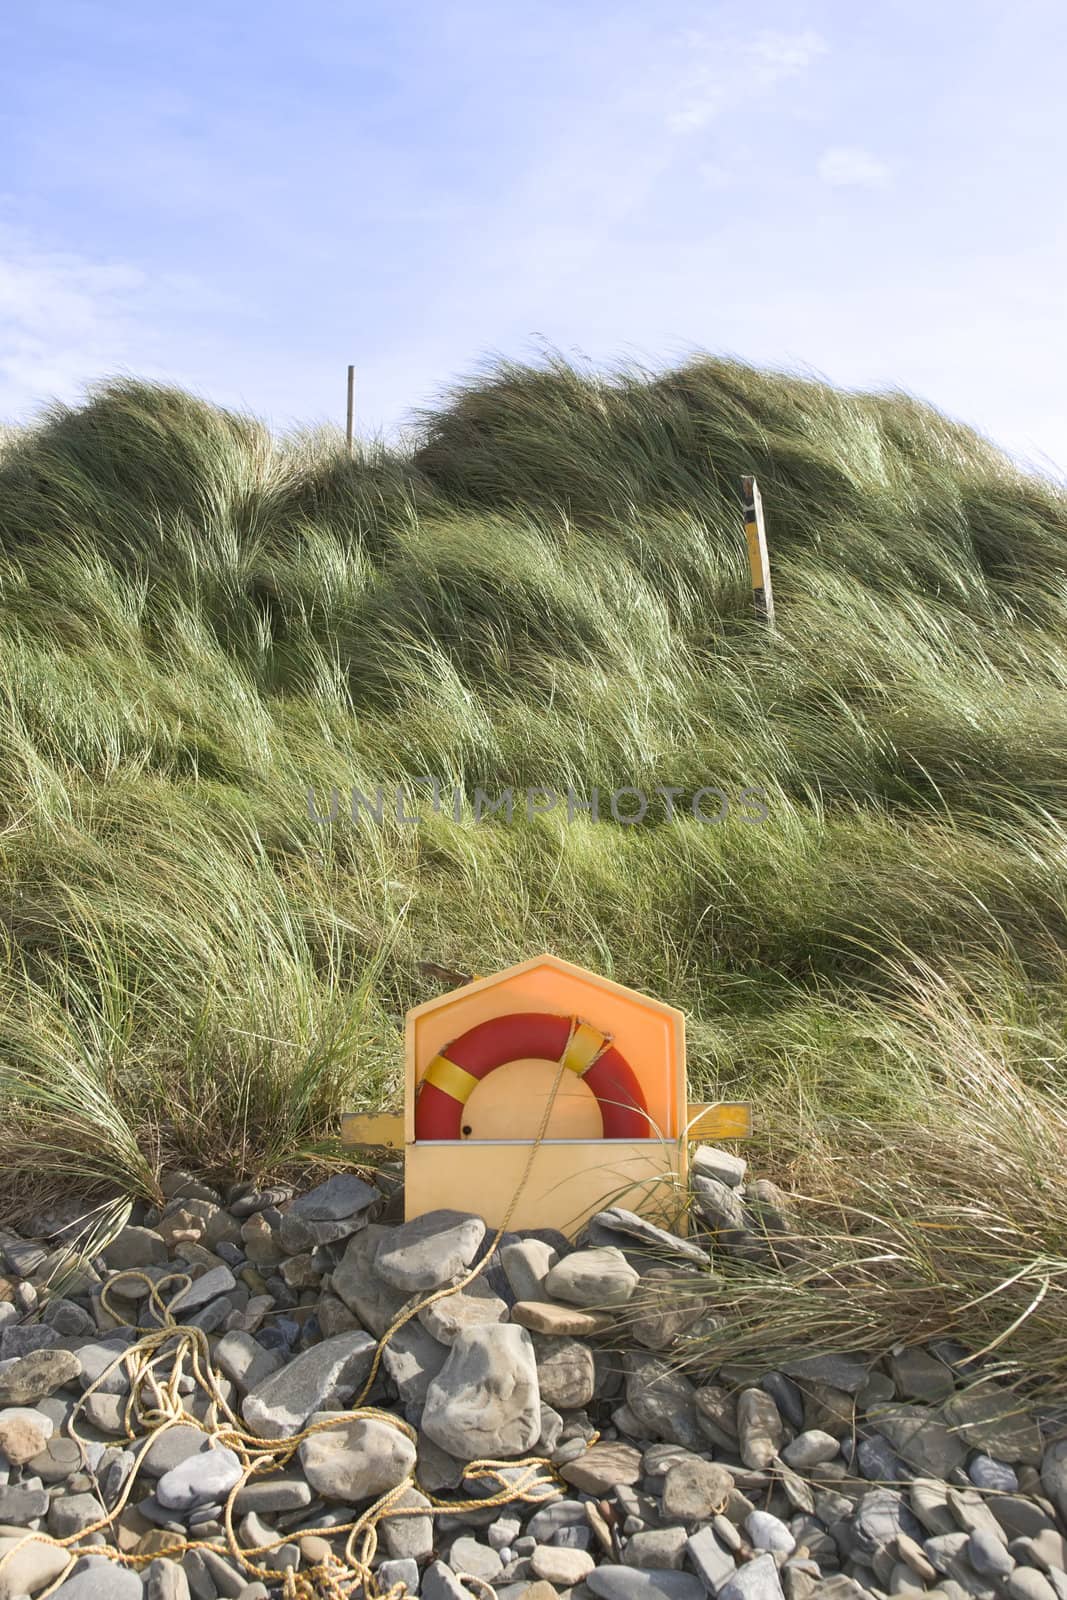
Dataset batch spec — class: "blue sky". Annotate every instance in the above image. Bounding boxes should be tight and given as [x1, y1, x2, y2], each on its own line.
[2, 0, 1065, 474]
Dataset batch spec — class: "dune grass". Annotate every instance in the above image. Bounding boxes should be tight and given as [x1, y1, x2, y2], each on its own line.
[0, 355, 1065, 1376]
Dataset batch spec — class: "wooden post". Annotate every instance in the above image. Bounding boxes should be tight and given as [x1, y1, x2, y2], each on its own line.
[740, 475, 775, 626]
[345, 365, 355, 456]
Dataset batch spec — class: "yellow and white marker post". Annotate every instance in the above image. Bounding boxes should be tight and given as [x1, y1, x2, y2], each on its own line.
[741, 473, 775, 627]
[342, 953, 750, 1239]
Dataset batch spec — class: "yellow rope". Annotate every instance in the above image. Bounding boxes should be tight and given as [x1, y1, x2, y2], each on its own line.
[0, 1020, 610, 1600]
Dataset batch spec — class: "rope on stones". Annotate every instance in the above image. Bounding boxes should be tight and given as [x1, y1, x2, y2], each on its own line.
[0, 1019, 610, 1600]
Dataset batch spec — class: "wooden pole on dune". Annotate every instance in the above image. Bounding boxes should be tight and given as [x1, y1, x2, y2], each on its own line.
[345, 365, 355, 457]
[740, 474, 775, 628]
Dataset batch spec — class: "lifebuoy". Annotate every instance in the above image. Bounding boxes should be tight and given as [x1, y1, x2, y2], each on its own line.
[415, 1012, 651, 1140]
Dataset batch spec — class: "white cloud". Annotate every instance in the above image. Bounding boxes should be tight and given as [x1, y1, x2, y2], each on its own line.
[817, 146, 892, 187]
[667, 29, 827, 134]
[0, 225, 235, 423]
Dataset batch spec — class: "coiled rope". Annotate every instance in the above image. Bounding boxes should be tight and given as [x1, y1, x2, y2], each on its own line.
[0, 1020, 610, 1600]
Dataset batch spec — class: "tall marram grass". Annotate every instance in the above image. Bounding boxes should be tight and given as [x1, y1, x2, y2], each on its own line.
[1, 357, 1066, 1378]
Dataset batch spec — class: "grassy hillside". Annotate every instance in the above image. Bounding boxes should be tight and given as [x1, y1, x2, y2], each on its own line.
[1, 355, 1066, 1377]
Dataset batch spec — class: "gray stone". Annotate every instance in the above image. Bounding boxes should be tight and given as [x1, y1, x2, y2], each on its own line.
[1005, 1574, 1060, 1600]
[532, 1543, 596, 1584]
[418, 1276, 508, 1345]
[782, 1431, 841, 1471]
[561, 1441, 643, 1494]
[143, 1556, 192, 1600]
[853, 1489, 922, 1552]
[589, 1208, 712, 1267]
[500, 1240, 558, 1303]
[450, 1535, 504, 1580]
[738, 1388, 785, 1469]
[968, 1455, 1018, 1492]
[41, 1299, 96, 1338]
[531, 1334, 595, 1410]
[0, 1483, 49, 1521]
[50, 1563, 145, 1597]
[627, 1268, 709, 1351]
[690, 1177, 751, 1245]
[909, 1479, 959, 1537]
[47, 1491, 106, 1537]
[421, 1323, 540, 1459]
[213, 1331, 283, 1394]
[167, 1265, 237, 1318]
[378, 1485, 434, 1561]
[382, 1319, 450, 1410]
[285, 1173, 378, 1223]
[242, 1330, 376, 1438]
[0, 1325, 61, 1359]
[545, 1247, 640, 1308]
[887, 1350, 954, 1404]
[231, 1474, 313, 1515]
[104, 1225, 169, 1270]
[299, 1417, 416, 1500]
[625, 1529, 689, 1569]
[0, 1531, 70, 1594]
[0, 1348, 82, 1406]
[868, 1405, 968, 1479]
[686, 1524, 737, 1592]
[331, 1224, 415, 1335]
[689, 1147, 747, 1188]
[662, 1459, 733, 1522]
[718, 1554, 786, 1600]
[747, 1512, 796, 1555]
[588, 1566, 706, 1600]
[422, 1559, 478, 1600]
[375, 1210, 486, 1292]
[157, 1445, 243, 1511]
[625, 1354, 704, 1450]
[781, 1355, 869, 1394]
[857, 1434, 907, 1482]
[377, 1559, 420, 1595]
[942, 1386, 1043, 1467]
[966, 1531, 1013, 1578]
[1040, 1440, 1067, 1525]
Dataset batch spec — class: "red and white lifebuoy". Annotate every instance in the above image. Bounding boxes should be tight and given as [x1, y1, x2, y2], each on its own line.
[414, 1012, 650, 1140]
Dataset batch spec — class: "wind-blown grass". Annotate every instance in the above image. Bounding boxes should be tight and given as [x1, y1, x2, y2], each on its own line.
[0, 356, 1066, 1375]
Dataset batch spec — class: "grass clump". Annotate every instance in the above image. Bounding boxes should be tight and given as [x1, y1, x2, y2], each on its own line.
[0, 354, 1066, 1378]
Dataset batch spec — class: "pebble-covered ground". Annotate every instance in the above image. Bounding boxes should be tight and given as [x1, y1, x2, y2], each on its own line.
[0, 1148, 1065, 1600]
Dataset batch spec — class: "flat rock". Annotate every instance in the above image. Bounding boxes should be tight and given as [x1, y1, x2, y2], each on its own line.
[719, 1554, 787, 1600]
[686, 1525, 738, 1591]
[381, 1320, 450, 1409]
[166, 1266, 237, 1318]
[421, 1324, 540, 1459]
[781, 1353, 870, 1394]
[242, 1330, 376, 1438]
[587, 1565, 706, 1600]
[332, 1225, 414, 1335]
[213, 1331, 284, 1394]
[156, 1445, 243, 1511]
[782, 1430, 841, 1471]
[530, 1334, 595, 1410]
[532, 1544, 596, 1584]
[560, 1441, 642, 1494]
[662, 1458, 734, 1521]
[625, 1353, 704, 1450]
[0, 1532, 71, 1597]
[588, 1208, 712, 1267]
[418, 1276, 508, 1345]
[299, 1417, 416, 1500]
[887, 1349, 955, 1404]
[544, 1247, 640, 1308]
[869, 1404, 968, 1479]
[626, 1267, 709, 1350]
[374, 1210, 486, 1292]
[511, 1301, 615, 1337]
[500, 1241, 559, 1302]
[0, 1348, 81, 1405]
[738, 1387, 785, 1469]
[1041, 1440, 1067, 1525]
[689, 1147, 747, 1188]
[942, 1385, 1043, 1466]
